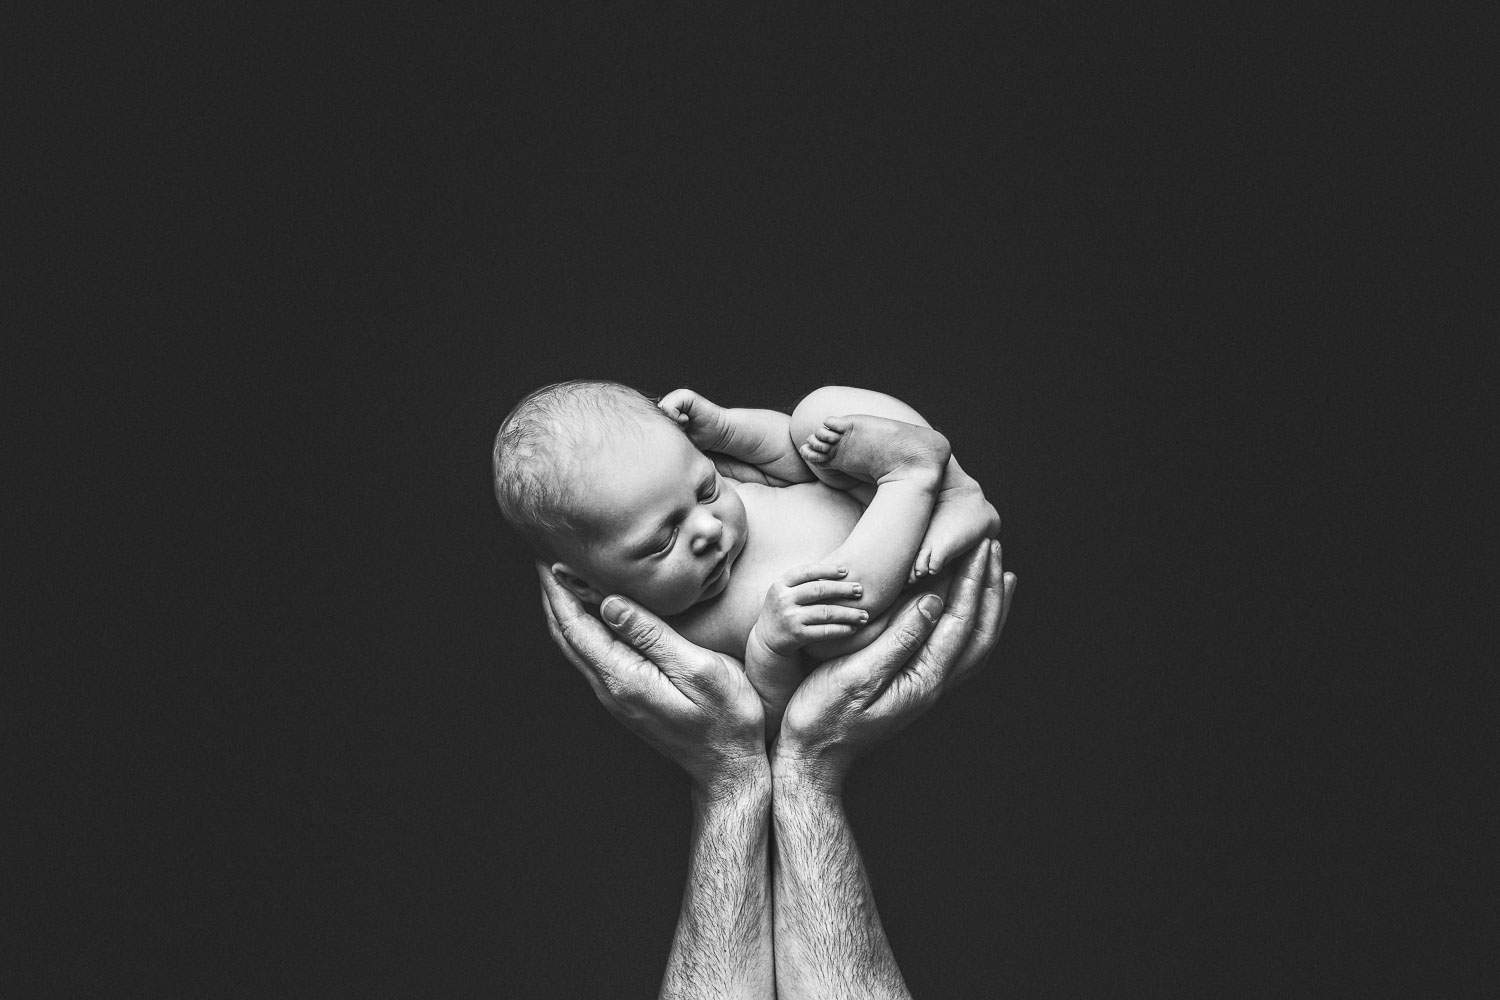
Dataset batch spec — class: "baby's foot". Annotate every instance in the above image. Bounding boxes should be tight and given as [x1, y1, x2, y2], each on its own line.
[799, 414, 950, 489]
[910, 480, 1000, 581]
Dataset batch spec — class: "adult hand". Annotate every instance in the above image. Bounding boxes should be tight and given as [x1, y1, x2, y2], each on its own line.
[537, 565, 769, 799]
[773, 539, 1016, 795]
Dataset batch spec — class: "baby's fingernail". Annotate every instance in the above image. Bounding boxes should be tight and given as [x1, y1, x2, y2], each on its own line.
[852, 584, 862, 597]
[859, 611, 869, 623]
[836, 566, 848, 576]
[918, 594, 943, 622]
[600, 597, 629, 626]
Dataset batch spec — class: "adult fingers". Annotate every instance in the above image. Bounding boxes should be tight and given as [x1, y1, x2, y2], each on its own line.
[952, 543, 1017, 687]
[598, 594, 726, 702]
[999, 570, 1016, 632]
[537, 563, 628, 703]
[826, 591, 943, 698]
[941, 540, 990, 625]
[900, 540, 990, 687]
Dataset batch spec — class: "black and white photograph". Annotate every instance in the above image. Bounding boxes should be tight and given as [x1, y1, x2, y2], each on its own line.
[13, 3, 1492, 996]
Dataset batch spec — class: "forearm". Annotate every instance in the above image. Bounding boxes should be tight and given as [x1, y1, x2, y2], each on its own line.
[770, 771, 912, 1000]
[661, 774, 776, 1000]
[711, 407, 814, 483]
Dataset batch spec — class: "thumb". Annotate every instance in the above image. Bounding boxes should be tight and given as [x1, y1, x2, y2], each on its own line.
[600, 595, 689, 671]
[833, 592, 944, 694]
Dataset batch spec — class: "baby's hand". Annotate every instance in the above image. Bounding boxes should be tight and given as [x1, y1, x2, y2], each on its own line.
[751, 563, 869, 656]
[658, 387, 733, 452]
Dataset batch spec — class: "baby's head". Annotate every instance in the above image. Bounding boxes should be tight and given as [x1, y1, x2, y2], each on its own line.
[493, 380, 747, 616]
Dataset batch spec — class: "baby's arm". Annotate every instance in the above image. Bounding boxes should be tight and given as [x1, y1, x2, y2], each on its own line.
[658, 388, 814, 485]
[744, 563, 867, 736]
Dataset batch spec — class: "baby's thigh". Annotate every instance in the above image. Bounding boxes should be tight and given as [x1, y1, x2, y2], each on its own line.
[788, 385, 936, 443]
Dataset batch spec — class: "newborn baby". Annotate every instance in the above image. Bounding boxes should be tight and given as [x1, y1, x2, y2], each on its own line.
[493, 381, 999, 727]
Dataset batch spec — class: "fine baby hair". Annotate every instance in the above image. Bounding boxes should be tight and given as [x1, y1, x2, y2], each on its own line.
[491, 379, 672, 557]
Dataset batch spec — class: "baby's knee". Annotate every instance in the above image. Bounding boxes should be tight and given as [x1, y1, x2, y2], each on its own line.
[790, 386, 852, 442]
[791, 386, 929, 437]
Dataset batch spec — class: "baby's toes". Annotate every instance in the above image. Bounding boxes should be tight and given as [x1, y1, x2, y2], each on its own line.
[799, 441, 829, 465]
[821, 415, 854, 437]
[813, 424, 845, 447]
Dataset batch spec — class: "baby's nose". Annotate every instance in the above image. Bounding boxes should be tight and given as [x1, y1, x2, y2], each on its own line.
[690, 513, 723, 554]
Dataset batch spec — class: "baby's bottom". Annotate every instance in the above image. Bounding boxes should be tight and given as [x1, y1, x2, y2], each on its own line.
[789, 386, 1000, 580]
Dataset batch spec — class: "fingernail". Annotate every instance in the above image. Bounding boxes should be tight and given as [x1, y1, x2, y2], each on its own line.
[859, 610, 869, 623]
[918, 594, 943, 621]
[600, 597, 629, 626]
[852, 584, 862, 597]
[836, 566, 848, 576]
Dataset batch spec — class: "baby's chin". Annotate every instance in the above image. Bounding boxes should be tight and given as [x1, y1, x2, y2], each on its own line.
[698, 565, 731, 602]
[702, 535, 747, 601]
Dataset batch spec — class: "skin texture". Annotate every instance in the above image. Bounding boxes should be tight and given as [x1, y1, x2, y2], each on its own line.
[539, 540, 1016, 999]
[770, 542, 1013, 999]
[539, 566, 773, 998]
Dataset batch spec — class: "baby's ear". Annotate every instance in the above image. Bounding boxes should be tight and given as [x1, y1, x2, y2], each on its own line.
[550, 563, 604, 605]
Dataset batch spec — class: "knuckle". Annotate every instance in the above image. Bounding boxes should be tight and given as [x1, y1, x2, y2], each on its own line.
[894, 619, 927, 651]
[626, 618, 662, 651]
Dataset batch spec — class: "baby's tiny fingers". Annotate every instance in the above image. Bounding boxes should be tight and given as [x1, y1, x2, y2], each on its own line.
[657, 388, 697, 420]
[801, 604, 869, 628]
[797, 623, 861, 642]
[779, 563, 850, 587]
[790, 579, 863, 604]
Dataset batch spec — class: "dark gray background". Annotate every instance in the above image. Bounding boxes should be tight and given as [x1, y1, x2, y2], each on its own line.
[14, 3, 1493, 996]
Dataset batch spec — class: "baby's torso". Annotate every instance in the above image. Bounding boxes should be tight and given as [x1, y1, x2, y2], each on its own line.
[669, 480, 862, 658]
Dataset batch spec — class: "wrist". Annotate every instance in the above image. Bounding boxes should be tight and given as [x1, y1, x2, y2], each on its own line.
[769, 747, 846, 804]
[749, 618, 797, 658]
[693, 757, 773, 810]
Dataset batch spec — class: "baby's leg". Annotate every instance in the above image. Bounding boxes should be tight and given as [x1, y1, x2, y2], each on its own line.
[795, 414, 948, 617]
[790, 386, 1000, 581]
[799, 414, 949, 490]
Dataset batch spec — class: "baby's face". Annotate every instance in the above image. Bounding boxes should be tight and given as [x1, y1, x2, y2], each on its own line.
[558, 417, 748, 616]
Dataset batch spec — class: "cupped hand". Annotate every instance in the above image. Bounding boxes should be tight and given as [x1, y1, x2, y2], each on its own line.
[538, 564, 769, 798]
[772, 539, 1016, 796]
